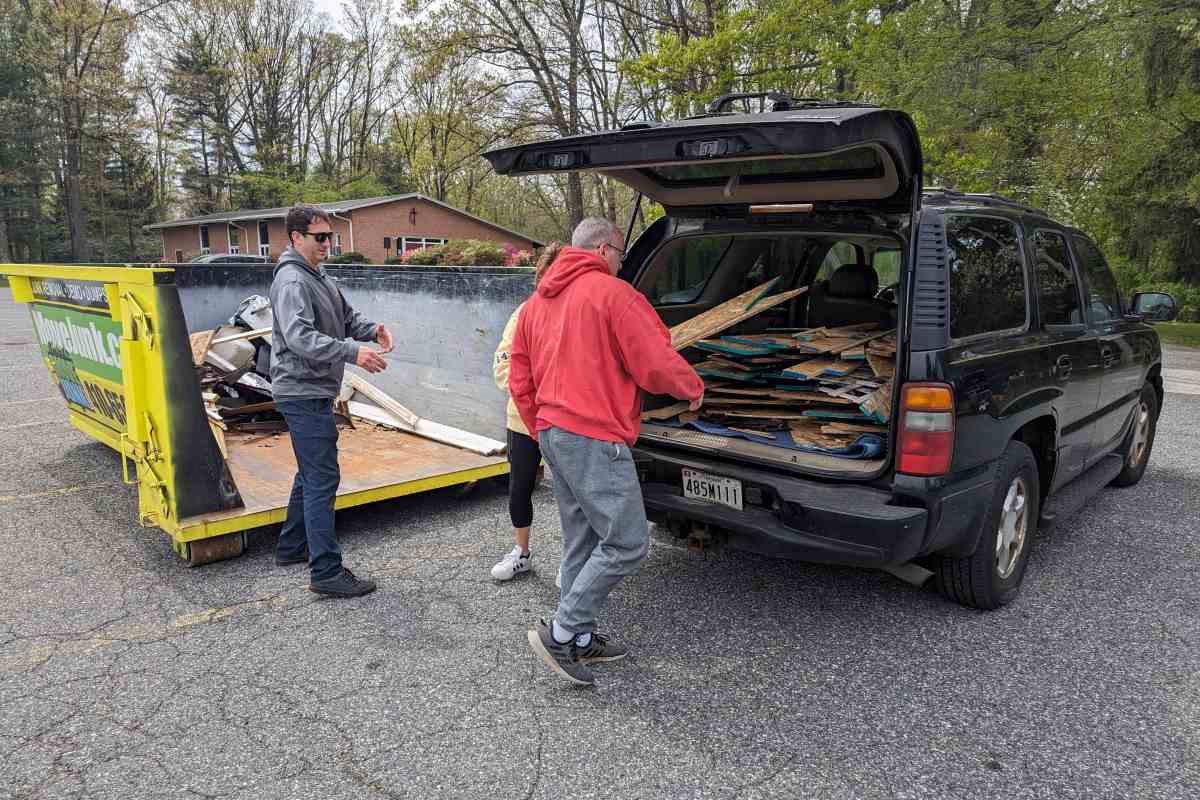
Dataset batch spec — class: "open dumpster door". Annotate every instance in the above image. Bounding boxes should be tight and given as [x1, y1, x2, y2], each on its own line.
[3, 264, 509, 565]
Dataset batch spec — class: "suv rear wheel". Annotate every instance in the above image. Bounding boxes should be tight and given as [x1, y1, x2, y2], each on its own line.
[933, 440, 1039, 610]
[1110, 382, 1158, 488]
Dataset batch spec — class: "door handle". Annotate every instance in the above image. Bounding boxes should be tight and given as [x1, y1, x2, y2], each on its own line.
[1101, 347, 1117, 369]
[1055, 355, 1073, 379]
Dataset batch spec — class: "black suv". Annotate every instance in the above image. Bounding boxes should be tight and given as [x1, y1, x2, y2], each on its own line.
[485, 96, 1178, 609]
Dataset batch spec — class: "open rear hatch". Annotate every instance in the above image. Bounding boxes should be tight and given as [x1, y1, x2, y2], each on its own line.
[483, 103, 922, 214]
[484, 102, 922, 479]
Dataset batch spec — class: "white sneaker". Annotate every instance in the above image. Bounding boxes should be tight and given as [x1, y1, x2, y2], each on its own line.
[491, 546, 531, 581]
[555, 564, 562, 588]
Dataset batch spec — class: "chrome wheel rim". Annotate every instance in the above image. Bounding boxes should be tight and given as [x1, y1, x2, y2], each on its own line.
[995, 476, 1029, 580]
[1129, 401, 1151, 468]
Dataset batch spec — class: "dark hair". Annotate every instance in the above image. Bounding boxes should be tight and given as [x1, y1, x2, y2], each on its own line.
[534, 242, 564, 287]
[286, 205, 332, 242]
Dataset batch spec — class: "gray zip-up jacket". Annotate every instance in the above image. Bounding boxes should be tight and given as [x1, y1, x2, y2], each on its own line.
[269, 246, 379, 399]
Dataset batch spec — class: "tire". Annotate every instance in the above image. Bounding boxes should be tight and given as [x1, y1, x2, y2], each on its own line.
[1110, 382, 1158, 488]
[933, 440, 1039, 610]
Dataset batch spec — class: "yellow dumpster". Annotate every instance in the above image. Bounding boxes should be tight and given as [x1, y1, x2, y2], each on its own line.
[3, 264, 508, 565]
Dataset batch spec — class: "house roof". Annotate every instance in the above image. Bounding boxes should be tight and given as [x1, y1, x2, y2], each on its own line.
[145, 193, 542, 246]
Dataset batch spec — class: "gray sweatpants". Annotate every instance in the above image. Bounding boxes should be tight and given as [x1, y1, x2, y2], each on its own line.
[539, 426, 650, 635]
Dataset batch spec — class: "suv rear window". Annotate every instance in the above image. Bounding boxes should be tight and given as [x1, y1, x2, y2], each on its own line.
[644, 147, 884, 187]
[946, 215, 1028, 339]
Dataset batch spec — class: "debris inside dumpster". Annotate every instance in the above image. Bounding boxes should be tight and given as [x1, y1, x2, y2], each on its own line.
[193, 294, 506, 456]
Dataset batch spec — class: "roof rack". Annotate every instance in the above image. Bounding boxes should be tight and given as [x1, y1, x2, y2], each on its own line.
[699, 92, 880, 116]
[922, 188, 1049, 217]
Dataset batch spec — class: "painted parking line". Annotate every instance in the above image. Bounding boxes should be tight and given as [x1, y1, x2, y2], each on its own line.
[1162, 368, 1200, 396]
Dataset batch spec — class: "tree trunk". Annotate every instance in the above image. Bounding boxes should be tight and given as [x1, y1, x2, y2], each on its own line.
[63, 97, 88, 262]
[0, 211, 11, 263]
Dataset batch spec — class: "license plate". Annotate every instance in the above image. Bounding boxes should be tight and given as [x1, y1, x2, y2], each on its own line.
[681, 468, 743, 510]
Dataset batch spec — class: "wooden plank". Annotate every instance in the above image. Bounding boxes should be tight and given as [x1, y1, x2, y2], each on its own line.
[781, 356, 842, 380]
[822, 422, 889, 434]
[860, 380, 893, 423]
[642, 401, 691, 421]
[209, 327, 273, 346]
[345, 371, 420, 429]
[217, 400, 277, 417]
[867, 351, 895, 379]
[205, 407, 228, 430]
[347, 400, 505, 456]
[769, 391, 855, 405]
[670, 283, 808, 350]
[208, 418, 229, 458]
[190, 329, 218, 367]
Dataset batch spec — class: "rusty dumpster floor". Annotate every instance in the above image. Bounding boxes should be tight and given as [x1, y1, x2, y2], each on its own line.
[2, 289, 1200, 800]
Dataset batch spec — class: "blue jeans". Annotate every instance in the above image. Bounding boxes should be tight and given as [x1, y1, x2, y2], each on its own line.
[276, 398, 342, 580]
[539, 426, 649, 636]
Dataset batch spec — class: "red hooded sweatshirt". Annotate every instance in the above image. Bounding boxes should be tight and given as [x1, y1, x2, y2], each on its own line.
[508, 247, 703, 446]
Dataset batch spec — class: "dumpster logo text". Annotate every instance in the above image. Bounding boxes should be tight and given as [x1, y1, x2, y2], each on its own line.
[29, 303, 126, 431]
[29, 278, 111, 311]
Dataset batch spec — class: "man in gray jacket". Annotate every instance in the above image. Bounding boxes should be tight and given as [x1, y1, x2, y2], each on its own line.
[270, 204, 392, 597]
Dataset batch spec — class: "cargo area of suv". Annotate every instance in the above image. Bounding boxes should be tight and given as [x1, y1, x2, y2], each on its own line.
[634, 223, 904, 481]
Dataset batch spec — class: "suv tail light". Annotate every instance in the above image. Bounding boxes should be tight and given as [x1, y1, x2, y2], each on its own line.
[897, 383, 955, 476]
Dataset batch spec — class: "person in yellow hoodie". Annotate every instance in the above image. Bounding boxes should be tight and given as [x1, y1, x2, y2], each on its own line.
[491, 244, 563, 581]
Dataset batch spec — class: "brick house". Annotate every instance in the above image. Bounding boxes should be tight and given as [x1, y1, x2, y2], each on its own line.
[146, 194, 542, 264]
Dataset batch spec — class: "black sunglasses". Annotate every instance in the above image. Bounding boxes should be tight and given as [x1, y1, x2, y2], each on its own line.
[303, 231, 332, 244]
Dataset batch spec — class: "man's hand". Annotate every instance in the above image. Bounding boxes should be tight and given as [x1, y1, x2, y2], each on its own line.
[375, 324, 394, 353]
[356, 345, 388, 374]
[688, 390, 704, 412]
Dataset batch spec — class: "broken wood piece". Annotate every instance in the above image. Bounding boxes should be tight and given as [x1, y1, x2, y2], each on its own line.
[866, 352, 895, 379]
[642, 401, 691, 421]
[217, 400, 277, 417]
[346, 401, 505, 456]
[209, 327, 273, 346]
[205, 407, 228, 431]
[345, 371, 420, 429]
[208, 418, 228, 458]
[822, 421, 889, 434]
[191, 329, 218, 367]
[860, 380, 893, 423]
[670, 282, 808, 350]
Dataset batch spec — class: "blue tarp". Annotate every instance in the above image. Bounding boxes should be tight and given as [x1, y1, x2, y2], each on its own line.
[658, 417, 886, 459]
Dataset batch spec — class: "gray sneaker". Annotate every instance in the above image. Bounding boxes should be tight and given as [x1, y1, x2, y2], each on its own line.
[310, 568, 377, 598]
[576, 632, 628, 663]
[527, 623, 594, 686]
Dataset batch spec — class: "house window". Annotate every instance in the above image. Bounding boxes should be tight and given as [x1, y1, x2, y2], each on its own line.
[199, 225, 210, 255]
[258, 221, 270, 257]
[332, 232, 343, 256]
[401, 236, 447, 252]
[175, 249, 184, 263]
[228, 224, 241, 254]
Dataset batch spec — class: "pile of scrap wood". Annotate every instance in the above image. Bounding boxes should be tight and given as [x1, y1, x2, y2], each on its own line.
[643, 278, 897, 457]
[190, 297, 504, 458]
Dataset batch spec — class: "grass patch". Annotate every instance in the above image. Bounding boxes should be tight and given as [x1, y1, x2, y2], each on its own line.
[1152, 321, 1200, 349]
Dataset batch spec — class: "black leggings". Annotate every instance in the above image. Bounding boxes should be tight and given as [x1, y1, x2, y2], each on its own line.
[507, 429, 541, 529]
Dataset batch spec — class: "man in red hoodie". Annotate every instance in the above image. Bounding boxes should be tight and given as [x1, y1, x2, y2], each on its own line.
[509, 217, 704, 685]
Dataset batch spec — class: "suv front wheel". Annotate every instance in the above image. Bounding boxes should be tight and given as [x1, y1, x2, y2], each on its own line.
[933, 440, 1039, 610]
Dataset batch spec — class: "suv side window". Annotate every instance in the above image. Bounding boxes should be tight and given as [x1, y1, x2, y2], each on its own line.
[645, 236, 731, 305]
[1072, 235, 1122, 323]
[1032, 229, 1083, 326]
[946, 215, 1028, 339]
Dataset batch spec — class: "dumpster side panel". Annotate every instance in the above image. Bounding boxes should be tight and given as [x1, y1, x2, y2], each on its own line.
[172, 265, 534, 440]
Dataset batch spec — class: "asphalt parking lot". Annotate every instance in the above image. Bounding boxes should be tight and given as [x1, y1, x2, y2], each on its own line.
[1, 290, 1198, 800]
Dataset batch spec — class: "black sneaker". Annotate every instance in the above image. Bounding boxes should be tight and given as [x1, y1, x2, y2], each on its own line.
[576, 632, 628, 663]
[310, 568, 377, 598]
[527, 623, 594, 686]
[275, 550, 309, 566]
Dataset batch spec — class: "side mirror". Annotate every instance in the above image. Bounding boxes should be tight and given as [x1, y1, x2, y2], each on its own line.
[1130, 291, 1178, 322]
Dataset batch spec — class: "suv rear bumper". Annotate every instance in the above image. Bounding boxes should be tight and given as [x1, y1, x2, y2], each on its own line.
[634, 445, 928, 568]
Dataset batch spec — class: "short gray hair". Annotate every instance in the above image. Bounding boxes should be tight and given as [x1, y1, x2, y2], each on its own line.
[571, 217, 621, 249]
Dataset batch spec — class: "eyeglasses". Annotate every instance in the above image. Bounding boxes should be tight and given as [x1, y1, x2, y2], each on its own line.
[602, 240, 626, 261]
[303, 231, 332, 244]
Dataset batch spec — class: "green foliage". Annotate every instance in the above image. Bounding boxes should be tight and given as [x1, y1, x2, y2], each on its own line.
[1152, 322, 1200, 349]
[326, 251, 372, 264]
[395, 239, 511, 267]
